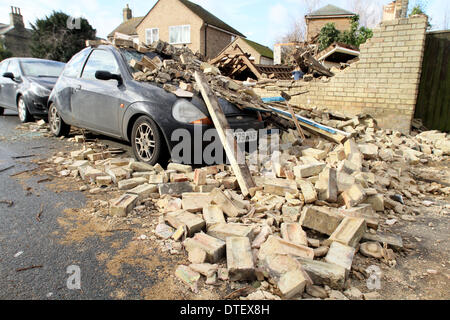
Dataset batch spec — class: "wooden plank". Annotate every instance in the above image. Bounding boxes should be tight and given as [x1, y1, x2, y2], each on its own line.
[194, 71, 256, 197]
[285, 101, 306, 141]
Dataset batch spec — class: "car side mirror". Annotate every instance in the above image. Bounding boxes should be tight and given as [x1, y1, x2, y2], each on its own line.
[3, 72, 15, 80]
[95, 71, 123, 86]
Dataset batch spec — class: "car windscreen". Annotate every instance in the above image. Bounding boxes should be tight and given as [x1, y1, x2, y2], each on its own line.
[20, 60, 65, 78]
[119, 49, 160, 74]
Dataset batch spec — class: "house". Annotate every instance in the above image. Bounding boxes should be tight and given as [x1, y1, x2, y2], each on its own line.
[0, 7, 32, 57]
[213, 37, 274, 65]
[107, 5, 144, 43]
[135, 0, 245, 59]
[305, 4, 356, 42]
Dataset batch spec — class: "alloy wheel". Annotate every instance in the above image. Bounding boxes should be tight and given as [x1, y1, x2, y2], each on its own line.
[49, 105, 61, 134]
[18, 98, 27, 122]
[134, 123, 156, 162]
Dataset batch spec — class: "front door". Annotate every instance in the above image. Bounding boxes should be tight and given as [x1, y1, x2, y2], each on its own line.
[71, 49, 124, 137]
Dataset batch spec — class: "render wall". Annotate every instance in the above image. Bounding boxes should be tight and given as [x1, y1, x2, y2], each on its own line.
[254, 15, 428, 134]
[136, 0, 204, 54]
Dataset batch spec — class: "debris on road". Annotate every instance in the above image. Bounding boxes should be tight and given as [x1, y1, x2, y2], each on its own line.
[0, 200, 14, 207]
[16, 265, 43, 272]
[11, 39, 449, 300]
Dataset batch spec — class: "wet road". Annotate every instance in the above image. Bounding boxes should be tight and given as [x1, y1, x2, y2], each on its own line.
[0, 110, 142, 300]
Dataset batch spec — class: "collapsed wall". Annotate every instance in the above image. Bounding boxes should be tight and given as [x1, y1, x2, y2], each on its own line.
[254, 15, 428, 134]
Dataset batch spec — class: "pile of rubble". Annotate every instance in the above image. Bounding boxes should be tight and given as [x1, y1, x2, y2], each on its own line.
[122, 40, 271, 113]
[39, 113, 449, 299]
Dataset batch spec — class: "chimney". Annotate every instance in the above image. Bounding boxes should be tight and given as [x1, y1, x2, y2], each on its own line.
[123, 4, 132, 22]
[10, 6, 25, 29]
[395, 0, 409, 19]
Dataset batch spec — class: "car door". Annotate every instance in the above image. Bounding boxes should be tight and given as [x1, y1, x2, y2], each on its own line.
[71, 49, 124, 136]
[56, 49, 91, 125]
[2, 60, 21, 109]
[0, 60, 10, 108]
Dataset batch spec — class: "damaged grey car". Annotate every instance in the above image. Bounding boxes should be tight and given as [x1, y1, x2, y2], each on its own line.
[48, 45, 264, 165]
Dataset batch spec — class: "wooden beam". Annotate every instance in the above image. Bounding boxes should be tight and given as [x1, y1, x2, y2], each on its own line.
[194, 71, 256, 197]
[239, 55, 263, 79]
[286, 101, 306, 141]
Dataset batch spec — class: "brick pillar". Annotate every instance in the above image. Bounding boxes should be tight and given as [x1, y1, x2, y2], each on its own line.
[395, 0, 409, 19]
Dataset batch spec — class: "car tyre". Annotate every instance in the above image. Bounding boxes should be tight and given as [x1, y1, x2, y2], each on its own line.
[48, 103, 70, 137]
[131, 116, 162, 165]
[0, 107, 4, 116]
[17, 96, 33, 123]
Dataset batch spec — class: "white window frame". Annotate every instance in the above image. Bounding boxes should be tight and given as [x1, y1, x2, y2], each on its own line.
[145, 28, 159, 45]
[169, 25, 191, 45]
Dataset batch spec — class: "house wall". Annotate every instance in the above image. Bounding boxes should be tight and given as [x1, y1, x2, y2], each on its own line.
[136, 0, 204, 54]
[3, 29, 32, 57]
[306, 17, 353, 41]
[260, 56, 274, 65]
[212, 37, 274, 64]
[254, 16, 428, 134]
[202, 25, 233, 59]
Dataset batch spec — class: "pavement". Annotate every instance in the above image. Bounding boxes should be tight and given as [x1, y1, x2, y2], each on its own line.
[0, 110, 148, 300]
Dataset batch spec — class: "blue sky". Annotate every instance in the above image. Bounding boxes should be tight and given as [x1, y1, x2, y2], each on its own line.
[1, 0, 448, 48]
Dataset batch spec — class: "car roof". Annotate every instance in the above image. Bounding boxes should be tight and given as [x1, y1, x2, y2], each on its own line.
[4, 57, 65, 64]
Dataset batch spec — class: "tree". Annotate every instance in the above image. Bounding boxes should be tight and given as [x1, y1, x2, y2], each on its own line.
[317, 23, 341, 51]
[30, 11, 96, 62]
[318, 15, 373, 51]
[0, 39, 12, 61]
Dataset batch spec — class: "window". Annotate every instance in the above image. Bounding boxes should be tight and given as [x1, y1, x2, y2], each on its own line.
[169, 25, 190, 44]
[145, 28, 159, 45]
[7, 61, 20, 78]
[0, 61, 9, 75]
[81, 49, 120, 80]
[63, 50, 90, 78]
[20, 60, 65, 77]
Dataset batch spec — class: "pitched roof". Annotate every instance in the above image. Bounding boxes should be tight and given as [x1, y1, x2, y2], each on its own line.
[108, 17, 144, 38]
[242, 38, 273, 59]
[178, 0, 245, 37]
[307, 4, 355, 17]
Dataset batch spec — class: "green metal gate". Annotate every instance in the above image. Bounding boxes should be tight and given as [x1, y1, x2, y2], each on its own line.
[415, 30, 450, 132]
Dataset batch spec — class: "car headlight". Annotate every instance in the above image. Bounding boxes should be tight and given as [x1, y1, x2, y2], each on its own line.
[172, 100, 212, 124]
[30, 83, 51, 96]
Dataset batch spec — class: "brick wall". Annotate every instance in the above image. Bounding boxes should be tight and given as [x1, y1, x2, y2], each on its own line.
[254, 15, 428, 134]
[306, 17, 353, 41]
[203, 25, 233, 59]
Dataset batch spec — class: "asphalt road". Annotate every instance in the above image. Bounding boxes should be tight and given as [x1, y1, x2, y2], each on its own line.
[0, 110, 143, 300]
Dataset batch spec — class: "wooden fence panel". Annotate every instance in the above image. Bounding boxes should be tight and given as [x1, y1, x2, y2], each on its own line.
[415, 31, 450, 132]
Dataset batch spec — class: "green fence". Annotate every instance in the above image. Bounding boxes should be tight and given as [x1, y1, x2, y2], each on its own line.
[415, 30, 450, 132]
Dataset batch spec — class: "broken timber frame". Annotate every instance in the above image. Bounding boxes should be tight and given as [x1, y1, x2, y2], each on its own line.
[194, 71, 256, 197]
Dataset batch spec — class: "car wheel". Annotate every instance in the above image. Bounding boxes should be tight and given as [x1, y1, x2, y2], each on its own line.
[48, 103, 70, 137]
[17, 96, 33, 123]
[0, 107, 4, 116]
[131, 116, 162, 165]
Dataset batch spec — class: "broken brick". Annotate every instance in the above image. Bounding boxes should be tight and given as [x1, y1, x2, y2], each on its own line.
[184, 233, 226, 263]
[226, 237, 255, 281]
[165, 210, 205, 236]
